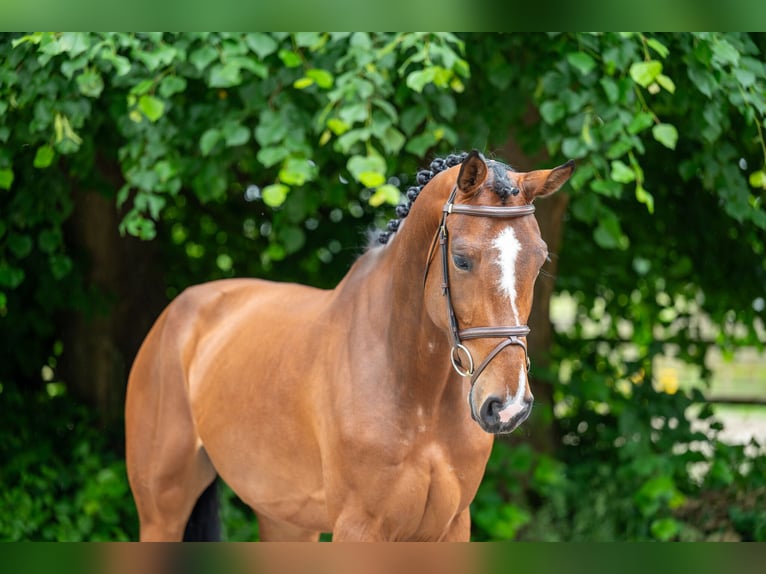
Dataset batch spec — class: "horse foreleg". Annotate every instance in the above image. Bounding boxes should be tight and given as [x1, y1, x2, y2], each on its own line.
[441, 508, 472, 541]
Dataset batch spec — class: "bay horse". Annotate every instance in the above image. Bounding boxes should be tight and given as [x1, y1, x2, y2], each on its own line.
[125, 150, 574, 541]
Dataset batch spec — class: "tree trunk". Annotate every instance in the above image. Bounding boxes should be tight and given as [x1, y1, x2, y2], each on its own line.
[61, 159, 166, 426]
[498, 123, 570, 455]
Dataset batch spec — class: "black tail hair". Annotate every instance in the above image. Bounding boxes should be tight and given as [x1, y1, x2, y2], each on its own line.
[183, 480, 221, 541]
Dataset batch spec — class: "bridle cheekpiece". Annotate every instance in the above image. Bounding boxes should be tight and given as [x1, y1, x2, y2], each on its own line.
[424, 185, 536, 386]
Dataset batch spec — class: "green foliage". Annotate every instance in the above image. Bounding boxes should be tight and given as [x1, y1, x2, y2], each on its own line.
[2, 32, 765, 542]
[0, 31, 468, 380]
[0, 383, 136, 541]
[472, 398, 766, 541]
[0, 379, 292, 542]
[460, 32, 766, 542]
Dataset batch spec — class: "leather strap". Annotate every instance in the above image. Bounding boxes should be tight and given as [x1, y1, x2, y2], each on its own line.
[423, 185, 537, 382]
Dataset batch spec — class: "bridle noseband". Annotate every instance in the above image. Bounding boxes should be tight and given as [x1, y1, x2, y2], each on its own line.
[424, 185, 536, 386]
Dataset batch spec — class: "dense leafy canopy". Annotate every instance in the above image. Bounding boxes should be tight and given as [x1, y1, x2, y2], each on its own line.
[1, 32, 765, 541]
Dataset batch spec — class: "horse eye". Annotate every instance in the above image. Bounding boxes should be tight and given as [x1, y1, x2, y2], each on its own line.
[452, 254, 472, 271]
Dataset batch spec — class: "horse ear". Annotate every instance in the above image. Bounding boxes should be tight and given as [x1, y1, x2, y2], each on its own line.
[519, 159, 575, 202]
[456, 150, 488, 195]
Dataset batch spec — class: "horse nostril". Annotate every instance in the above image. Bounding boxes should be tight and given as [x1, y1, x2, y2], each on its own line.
[480, 396, 504, 423]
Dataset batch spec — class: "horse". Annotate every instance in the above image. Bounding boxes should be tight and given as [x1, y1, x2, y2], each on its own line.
[125, 150, 574, 541]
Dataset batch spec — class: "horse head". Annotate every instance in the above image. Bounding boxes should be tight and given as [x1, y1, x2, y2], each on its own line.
[423, 151, 574, 434]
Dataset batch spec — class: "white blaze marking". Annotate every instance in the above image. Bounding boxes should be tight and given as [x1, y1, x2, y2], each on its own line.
[492, 228, 528, 425]
[498, 365, 528, 423]
[492, 226, 522, 324]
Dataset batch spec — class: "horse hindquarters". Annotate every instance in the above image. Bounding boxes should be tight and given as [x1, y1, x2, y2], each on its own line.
[125, 305, 218, 541]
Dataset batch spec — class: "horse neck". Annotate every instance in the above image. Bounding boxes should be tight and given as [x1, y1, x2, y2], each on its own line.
[333, 180, 457, 401]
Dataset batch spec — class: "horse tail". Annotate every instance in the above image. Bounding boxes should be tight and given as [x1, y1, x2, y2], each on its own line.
[183, 480, 222, 541]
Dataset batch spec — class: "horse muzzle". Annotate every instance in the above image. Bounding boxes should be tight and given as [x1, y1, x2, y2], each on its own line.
[473, 394, 533, 434]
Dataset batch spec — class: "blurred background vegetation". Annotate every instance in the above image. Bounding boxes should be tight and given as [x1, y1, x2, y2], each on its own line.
[1, 32, 765, 541]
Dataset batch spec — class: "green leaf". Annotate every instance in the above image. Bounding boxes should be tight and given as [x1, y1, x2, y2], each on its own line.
[223, 123, 250, 147]
[216, 253, 233, 272]
[381, 126, 405, 154]
[566, 51, 597, 76]
[209, 62, 242, 88]
[102, 52, 131, 76]
[50, 254, 73, 279]
[199, 128, 221, 156]
[278, 226, 306, 254]
[651, 518, 680, 542]
[266, 242, 286, 261]
[591, 179, 622, 198]
[405, 132, 437, 156]
[593, 216, 626, 250]
[131, 79, 154, 96]
[347, 154, 386, 181]
[369, 184, 400, 207]
[278, 49, 302, 68]
[627, 112, 654, 135]
[688, 66, 716, 98]
[154, 160, 177, 183]
[709, 459, 734, 485]
[327, 118, 350, 136]
[11, 32, 42, 48]
[138, 95, 165, 122]
[635, 183, 655, 213]
[749, 170, 766, 189]
[76, 69, 104, 98]
[257, 146, 289, 167]
[539, 100, 566, 125]
[359, 171, 386, 188]
[279, 158, 315, 186]
[135, 44, 177, 71]
[8, 234, 33, 258]
[33, 145, 55, 169]
[293, 77, 315, 89]
[255, 110, 289, 146]
[600, 78, 620, 104]
[610, 160, 635, 183]
[159, 75, 187, 98]
[306, 68, 333, 89]
[561, 137, 588, 159]
[61, 54, 88, 79]
[245, 33, 278, 58]
[0, 263, 24, 288]
[734, 68, 756, 89]
[406, 68, 436, 93]
[629, 60, 662, 88]
[0, 168, 14, 190]
[652, 123, 678, 150]
[646, 38, 669, 59]
[38, 229, 61, 254]
[262, 183, 289, 207]
[712, 39, 740, 67]
[350, 32, 371, 49]
[656, 74, 675, 94]
[189, 45, 218, 72]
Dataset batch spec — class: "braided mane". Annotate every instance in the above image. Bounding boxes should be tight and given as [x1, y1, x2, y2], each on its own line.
[374, 152, 468, 246]
[374, 152, 518, 246]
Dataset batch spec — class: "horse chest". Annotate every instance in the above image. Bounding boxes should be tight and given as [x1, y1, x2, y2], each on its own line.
[377, 437, 488, 539]
[341, 420, 488, 535]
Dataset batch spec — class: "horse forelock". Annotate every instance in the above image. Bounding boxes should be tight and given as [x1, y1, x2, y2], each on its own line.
[486, 160, 520, 202]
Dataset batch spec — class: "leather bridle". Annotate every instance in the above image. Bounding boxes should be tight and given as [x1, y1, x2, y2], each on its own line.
[424, 185, 535, 386]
